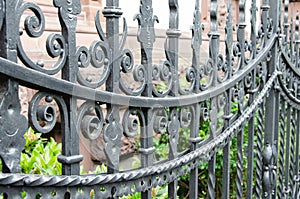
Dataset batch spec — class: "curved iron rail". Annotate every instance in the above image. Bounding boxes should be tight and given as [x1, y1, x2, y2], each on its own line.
[0, 34, 276, 108]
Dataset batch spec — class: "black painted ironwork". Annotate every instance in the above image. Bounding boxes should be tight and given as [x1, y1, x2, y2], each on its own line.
[0, 0, 298, 198]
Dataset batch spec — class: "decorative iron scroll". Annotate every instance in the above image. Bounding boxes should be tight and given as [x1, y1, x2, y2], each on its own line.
[0, 0, 299, 198]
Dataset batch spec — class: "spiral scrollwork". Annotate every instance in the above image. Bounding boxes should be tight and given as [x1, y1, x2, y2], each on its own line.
[29, 93, 63, 134]
[244, 40, 253, 64]
[244, 72, 253, 90]
[232, 83, 244, 105]
[159, 61, 172, 81]
[180, 107, 192, 128]
[181, 66, 196, 94]
[239, 82, 245, 104]
[153, 109, 168, 134]
[117, 16, 148, 96]
[257, 64, 265, 79]
[217, 94, 227, 110]
[256, 61, 268, 89]
[120, 63, 147, 96]
[16, 2, 70, 75]
[76, 46, 90, 68]
[76, 40, 110, 88]
[168, 110, 180, 140]
[46, 33, 65, 58]
[217, 54, 225, 71]
[152, 60, 173, 97]
[77, 102, 104, 140]
[21, 3, 45, 38]
[133, 64, 146, 82]
[185, 67, 196, 83]
[217, 54, 229, 82]
[121, 49, 134, 73]
[200, 58, 214, 90]
[122, 109, 140, 138]
[200, 106, 209, 121]
[152, 64, 160, 81]
[266, 18, 274, 39]
[90, 41, 109, 68]
[257, 24, 265, 51]
[232, 42, 242, 72]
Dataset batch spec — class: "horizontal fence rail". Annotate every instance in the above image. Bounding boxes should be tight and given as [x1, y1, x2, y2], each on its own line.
[0, 0, 299, 198]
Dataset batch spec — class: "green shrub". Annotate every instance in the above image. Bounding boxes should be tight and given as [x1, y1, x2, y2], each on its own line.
[20, 128, 62, 175]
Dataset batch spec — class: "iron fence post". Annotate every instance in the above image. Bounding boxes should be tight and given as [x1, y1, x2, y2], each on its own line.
[103, 0, 123, 175]
[263, 0, 280, 198]
[0, 0, 27, 174]
[207, 0, 219, 198]
[135, 1, 157, 198]
[167, 0, 181, 198]
[54, 0, 83, 175]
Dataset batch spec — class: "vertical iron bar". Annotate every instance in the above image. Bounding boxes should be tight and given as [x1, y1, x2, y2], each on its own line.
[235, 1, 246, 198]
[0, 0, 17, 62]
[263, 0, 280, 198]
[246, 0, 257, 198]
[189, 104, 200, 199]
[235, 126, 244, 199]
[168, 0, 180, 97]
[55, 0, 82, 175]
[237, 0, 246, 70]
[276, 2, 289, 197]
[221, 129, 230, 199]
[207, 0, 219, 198]
[167, 109, 178, 199]
[277, 100, 286, 199]
[222, 0, 233, 198]
[284, 103, 291, 198]
[167, 0, 180, 198]
[295, 109, 300, 199]
[135, 1, 157, 198]
[188, 1, 202, 198]
[273, 92, 280, 199]
[191, 0, 202, 94]
[254, 99, 264, 199]
[207, 97, 217, 199]
[290, 16, 294, 62]
[289, 107, 296, 197]
[291, 12, 299, 197]
[0, 0, 27, 174]
[140, 109, 154, 199]
[283, 0, 289, 46]
[103, 0, 122, 174]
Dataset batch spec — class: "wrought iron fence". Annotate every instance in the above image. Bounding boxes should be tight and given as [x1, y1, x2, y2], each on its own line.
[0, 0, 299, 198]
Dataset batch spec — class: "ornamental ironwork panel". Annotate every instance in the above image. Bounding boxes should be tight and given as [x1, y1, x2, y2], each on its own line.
[0, 0, 298, 198]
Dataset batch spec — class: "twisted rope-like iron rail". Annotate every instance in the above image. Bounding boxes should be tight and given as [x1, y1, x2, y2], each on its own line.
[0, 70, 280, 188]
